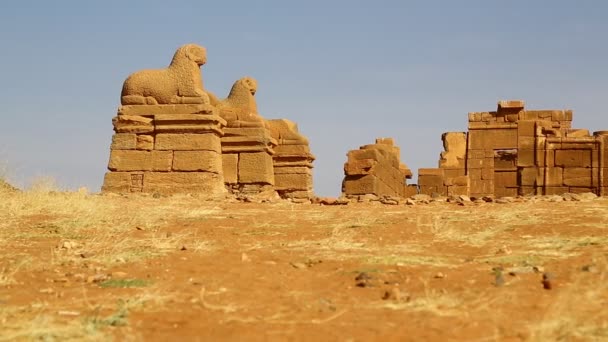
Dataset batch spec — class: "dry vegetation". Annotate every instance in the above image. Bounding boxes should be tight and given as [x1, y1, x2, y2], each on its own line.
[0, 182, 607, 341]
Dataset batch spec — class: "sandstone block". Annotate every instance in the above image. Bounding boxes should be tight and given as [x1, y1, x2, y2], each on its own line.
[498, 100, 525, 110]
[495, 171, 517, 188]
[273, 144, 311, 156]
[470, 179, 493, 196]
[518, 149, 535, 167]
[173, 151, 222, 173]
[469, 129, 517, 150]
[136, 135, 154, 150]
[518, 136, 535, 150]
[344, 159, 376, 175]
[155, 133, 221, 152]
[453, 176, 469, 186]
[102, 172, 136, 193]
[274, 173, 313, 191]
[447, 185, 469, 196]
[419, 168, 444, 177]
[537, 167, 564, 187]
[154, 114, 226, 134]
[468, 112, 482, 122]
[519, 167, 537, 187]
[555, 150, 591, 167]
[112, 115, 154, 133]
[111, 133, 137, 150]
[118, 104, 215, 116]
[563, 167, 592, 187]
[108, 150, 172, 172]
[274, 167, 312, 175]
[222, 153, 238, 184]
[143, 172, 225, 195]
[238, 152, 274, 184]
[418, 174, 443, 188]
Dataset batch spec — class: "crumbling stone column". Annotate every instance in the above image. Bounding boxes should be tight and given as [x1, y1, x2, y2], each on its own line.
[342, 138, 414, 198]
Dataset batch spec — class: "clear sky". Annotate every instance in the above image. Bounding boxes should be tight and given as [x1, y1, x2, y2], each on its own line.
[1, 0, 607, 196]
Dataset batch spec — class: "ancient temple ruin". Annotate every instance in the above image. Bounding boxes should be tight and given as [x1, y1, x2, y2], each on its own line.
[342, 138, 416, 198]
[102, 44, 314, 200]
[419, 100, 608, 198]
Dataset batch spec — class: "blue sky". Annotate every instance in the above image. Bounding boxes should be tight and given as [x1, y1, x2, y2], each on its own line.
[1, 1, 607, 196]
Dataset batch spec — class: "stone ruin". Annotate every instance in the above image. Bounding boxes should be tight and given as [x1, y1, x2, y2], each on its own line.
[342, 138, 417, 199]
[102, 44, 314, 201]
[419, 100, 608, 198]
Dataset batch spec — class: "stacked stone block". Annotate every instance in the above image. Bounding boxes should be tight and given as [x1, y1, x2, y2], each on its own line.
[102, 104, 227, 194]
[266, 119, 315, 201]
[418, 132, 469, 196]
[418, 99, 607, 198]
[342, 138, 415, 198]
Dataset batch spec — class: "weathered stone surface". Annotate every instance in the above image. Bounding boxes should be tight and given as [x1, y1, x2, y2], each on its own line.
[118, 104, 214, 116]
[155, 133, 221, 152]
[136, 135, 154, 150]
[172, 151, 222, 173]
[143, 172, 225, 194]
[108, 150, 172, 172]
[111, 133, 137, 150]
[342, 138, 411, 198]
[238, 152, 274, 184]
[274, 173, 313, 191]
[112, 115, 154, 133]
[222, 153, 238, 184]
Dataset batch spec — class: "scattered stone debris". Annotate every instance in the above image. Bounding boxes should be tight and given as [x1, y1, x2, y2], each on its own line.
[581, 264, 598, 273]
[355, 272, 373, 287]
[542, 273, 554, 290]
[381, 287, 402, 301]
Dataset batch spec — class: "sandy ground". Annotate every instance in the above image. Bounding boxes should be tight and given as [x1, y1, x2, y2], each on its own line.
[1, 189, 607, 341]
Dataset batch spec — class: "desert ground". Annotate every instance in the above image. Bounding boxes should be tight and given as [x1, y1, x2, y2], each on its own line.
[1, 182, 607, 341]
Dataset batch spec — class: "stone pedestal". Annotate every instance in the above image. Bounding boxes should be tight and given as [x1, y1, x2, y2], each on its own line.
[266, 119, 315, 201]
[102, 104, 227, 195]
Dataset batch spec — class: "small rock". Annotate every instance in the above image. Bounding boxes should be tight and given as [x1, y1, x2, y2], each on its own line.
[355, 272, 373, 287]
[86, 274, 108, 283]
[458, 195, 471, 202]
[39, 288, 54, 294]
[434, 272, 446, 279]
[180, 245, 187, 251]
[60, 241, 78, 250]
[411, 194, 431, 202]
[290, 262, 307, 269]
[496, 245, 512, 255]
[79, 252, 95, 259]
[380, 196, 400, 205]
[405, 199, 416, 206]
[318, 197, 337, 205]
[57, 310, 80, 316]
[532, 266, 545, 273]
[581, 264, 598, 273]
[482, 196, 494, 203]
[542, 273, 554, 290]
[359, 194, 379, 202]
[495, 272, 505, 287]
[241, 253, 251, 262]
[382, 287, 402, 301]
